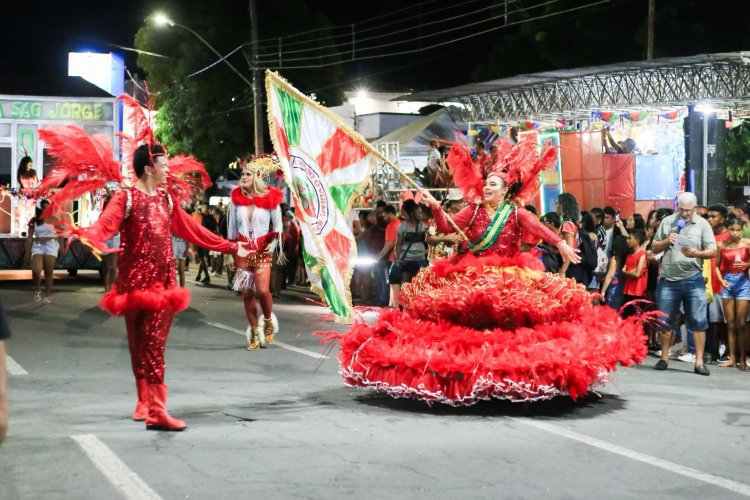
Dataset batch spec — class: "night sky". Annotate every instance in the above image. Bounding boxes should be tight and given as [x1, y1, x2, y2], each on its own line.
[0, 0, 495, 92]
[1, 0, 747, 95]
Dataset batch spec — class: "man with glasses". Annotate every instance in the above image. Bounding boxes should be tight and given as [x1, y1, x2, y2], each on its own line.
[651, 192, 717, 375]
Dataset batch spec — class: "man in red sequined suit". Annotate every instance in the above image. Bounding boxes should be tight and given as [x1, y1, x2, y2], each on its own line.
[83, 144, 241, 431]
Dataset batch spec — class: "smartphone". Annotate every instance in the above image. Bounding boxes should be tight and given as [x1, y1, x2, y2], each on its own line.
[615, 209, 621, 222]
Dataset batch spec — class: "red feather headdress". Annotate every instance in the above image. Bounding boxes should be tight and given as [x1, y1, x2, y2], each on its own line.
[488, 137, 557, 205]
[447, 134, 557, 205]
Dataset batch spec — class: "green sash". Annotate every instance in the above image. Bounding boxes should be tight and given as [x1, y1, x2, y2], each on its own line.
[467, 203, 513, 254]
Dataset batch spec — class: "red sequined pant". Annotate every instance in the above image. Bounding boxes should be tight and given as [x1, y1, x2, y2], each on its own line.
[124, 309, 175, 384]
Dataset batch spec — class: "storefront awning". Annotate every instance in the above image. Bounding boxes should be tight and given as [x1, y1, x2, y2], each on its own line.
[397, 52, 750, 122]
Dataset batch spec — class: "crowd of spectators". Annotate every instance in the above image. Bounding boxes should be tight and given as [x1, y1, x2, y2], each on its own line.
[130, 137, 750, 376]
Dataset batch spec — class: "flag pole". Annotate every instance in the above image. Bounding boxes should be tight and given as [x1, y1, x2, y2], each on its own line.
[266, 70, 468, 243]
[366, 147, 469, 242]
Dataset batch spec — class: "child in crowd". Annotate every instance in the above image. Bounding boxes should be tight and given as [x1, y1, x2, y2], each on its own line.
[621, 229, 648, 318]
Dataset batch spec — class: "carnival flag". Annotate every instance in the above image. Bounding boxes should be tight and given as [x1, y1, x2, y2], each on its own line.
[266, 71, 374, 322]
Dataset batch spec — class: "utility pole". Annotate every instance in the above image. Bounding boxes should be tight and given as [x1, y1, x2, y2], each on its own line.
[248, 0, 264, 155]
[646, 0, 655, 60]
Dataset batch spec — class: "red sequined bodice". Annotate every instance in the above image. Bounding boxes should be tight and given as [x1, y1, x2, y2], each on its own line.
[117, 189, 175, 293]
[432, 203, 562, 257]
[462, 207, 522, 256]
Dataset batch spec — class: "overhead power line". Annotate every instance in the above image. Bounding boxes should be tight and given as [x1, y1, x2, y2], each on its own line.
[259, 0, 610, 70]
[179, 0, 608, 80]
[255, 0, 560, 63]
[250, 0, 446, 44]
[251, 0, 487, 51]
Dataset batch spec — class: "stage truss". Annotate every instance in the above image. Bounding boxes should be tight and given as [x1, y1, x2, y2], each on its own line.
[401, 53, 750, 123]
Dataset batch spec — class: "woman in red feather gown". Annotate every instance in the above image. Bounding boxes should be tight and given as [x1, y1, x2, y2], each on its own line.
[330, 140, 648, 405]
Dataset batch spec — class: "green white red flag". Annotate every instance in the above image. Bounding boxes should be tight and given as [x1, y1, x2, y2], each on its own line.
[266, 71, 374, 322]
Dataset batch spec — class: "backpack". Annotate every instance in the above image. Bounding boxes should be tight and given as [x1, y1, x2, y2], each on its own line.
[537, 242, 562, 273]
[576, 231, 598, 272]
[565, 229, 597, 285]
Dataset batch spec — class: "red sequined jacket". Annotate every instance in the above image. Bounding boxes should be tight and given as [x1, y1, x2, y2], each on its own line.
[84, 188, 238, 315]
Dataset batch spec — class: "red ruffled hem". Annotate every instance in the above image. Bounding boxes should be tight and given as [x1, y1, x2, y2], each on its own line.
[323, 253, 648, 405]
[100, 285, 191, 316]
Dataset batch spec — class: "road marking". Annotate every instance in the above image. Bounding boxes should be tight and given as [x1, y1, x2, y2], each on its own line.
[5, 355, 28, 376]
[514, 419, 750, 497]
[71, 434, 162, 500]
[272, 340, 329, 359]
[204, 321, 329, 359]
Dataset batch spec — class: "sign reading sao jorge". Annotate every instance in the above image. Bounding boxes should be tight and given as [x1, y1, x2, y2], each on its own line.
[0, 98, 114, 122]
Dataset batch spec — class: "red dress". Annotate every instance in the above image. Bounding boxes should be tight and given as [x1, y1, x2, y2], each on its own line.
[83, 188, 238, 384]
[328, 202, 647, 405]
[622, 249, 648, 297]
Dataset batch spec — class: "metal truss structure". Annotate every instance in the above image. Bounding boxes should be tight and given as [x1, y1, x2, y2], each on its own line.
[402, 52, 750, 123]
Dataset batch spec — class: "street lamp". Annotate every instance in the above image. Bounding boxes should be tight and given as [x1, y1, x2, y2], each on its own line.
[152, 13, 263, 154]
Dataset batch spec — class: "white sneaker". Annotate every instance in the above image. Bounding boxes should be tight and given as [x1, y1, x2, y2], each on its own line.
[677, 352, 696, 363]
[670, 347, 687, 359]
[43, 295, 53, 304]
[34, 291, 42, 302]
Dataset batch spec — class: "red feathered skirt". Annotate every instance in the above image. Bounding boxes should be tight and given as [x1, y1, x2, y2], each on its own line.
[100, 285, 191, 316]
[331, 252, 647, 405]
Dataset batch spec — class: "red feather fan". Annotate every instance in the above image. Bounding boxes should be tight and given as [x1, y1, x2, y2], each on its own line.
[37, 127, 123, 215]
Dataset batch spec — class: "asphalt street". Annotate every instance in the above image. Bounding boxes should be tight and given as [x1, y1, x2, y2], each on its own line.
[1, 270, 749, 499]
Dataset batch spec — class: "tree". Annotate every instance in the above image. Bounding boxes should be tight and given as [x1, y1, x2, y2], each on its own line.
[725, 122, 750, 184]
[134, 0, 343, 176]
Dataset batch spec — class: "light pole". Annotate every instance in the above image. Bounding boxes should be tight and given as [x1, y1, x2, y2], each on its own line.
[153, 13, 262, 154]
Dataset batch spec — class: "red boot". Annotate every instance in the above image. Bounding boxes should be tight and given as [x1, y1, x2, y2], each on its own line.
[145, 384, 187, 431]
[132, 378, 149, 421]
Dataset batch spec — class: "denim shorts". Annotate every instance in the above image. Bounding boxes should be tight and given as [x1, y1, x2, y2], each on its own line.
[31, 240, 59, 257]
[721, 272, 750, 300]
[172, 237, 187, 260]
[656, 272, 708, 331]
